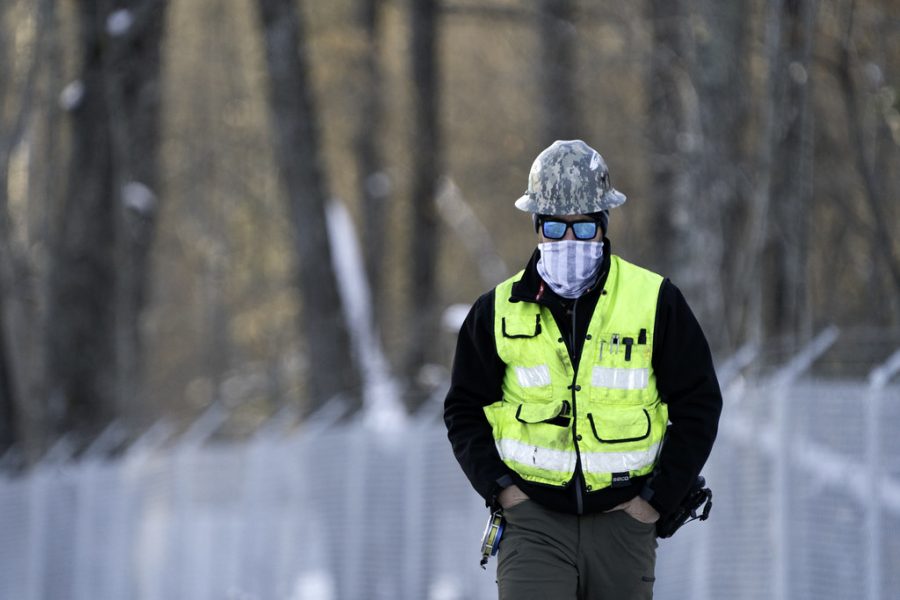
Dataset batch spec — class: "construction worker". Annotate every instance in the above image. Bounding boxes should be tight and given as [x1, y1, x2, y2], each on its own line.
[444, 140, 722, 599]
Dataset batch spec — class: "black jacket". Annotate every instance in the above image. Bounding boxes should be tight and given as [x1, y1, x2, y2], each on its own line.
[443, 240, 722, 517]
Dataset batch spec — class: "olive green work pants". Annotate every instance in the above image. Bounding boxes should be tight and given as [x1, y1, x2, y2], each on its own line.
[497, 499, 658, 600]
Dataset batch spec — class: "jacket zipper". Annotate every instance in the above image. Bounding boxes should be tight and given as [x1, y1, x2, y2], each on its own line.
[571, 295, 584, 515]
[512, 267, 609, 515]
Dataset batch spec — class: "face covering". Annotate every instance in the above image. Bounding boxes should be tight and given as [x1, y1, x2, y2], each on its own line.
[536, 240, 604, 299]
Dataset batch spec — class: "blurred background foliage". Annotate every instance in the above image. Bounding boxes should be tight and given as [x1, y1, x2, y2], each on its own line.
[1, 0, 898, 464]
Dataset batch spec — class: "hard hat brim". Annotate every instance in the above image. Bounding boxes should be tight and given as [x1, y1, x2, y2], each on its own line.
[514, 193, 537, 212]
[602, 188, 627, 210]
[513, 188, 627, 214]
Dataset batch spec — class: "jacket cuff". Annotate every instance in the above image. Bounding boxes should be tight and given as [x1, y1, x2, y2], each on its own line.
[648, 496, 667, 518]
[488, 474, 515, 510]
[639, 480, 669, 517]
[639, 481, 655, 502]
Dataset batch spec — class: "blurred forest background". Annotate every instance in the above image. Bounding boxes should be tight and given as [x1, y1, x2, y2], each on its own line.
[1, 0, 898, 465]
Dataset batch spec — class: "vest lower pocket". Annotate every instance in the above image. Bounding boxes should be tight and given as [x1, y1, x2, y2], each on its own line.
[516, 400, 571, 427]
[587, 408, 651, 444]
[580, 407, 660, 487]
[485, 400, 577, 486]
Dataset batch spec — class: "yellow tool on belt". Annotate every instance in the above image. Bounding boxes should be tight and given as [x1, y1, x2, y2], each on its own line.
[479, 510, 505, 569]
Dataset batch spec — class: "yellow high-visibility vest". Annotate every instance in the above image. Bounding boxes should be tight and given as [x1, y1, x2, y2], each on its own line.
[484, 255, 668, 491]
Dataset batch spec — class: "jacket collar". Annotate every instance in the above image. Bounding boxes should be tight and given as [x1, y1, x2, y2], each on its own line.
[509, 238, 612, 306]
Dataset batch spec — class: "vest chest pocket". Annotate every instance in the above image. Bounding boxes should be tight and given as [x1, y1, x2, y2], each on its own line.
[587, 408, 651, 444]
[499, 314, 549, 372]
[594, 331, 652, 367]
[501, 315, 541, 338]
[589, 329, 653, 405]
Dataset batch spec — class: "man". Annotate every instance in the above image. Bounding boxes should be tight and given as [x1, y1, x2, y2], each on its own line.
[444, 140, 722, 599]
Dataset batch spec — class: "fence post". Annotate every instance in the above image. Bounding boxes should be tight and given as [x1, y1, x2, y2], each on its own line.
[768, 327, 839, 600]
[24, 468, 49, 600]
[342, 418, 369, 600]
[402, 418, 431, 600]
[73, 423, 125, 600]
[25, 435, 75, 600]
[865, 348, 900, 600]
[716, 343, 759, 389]
[72, 461, 98, 600]
[172, 403, 228, 600]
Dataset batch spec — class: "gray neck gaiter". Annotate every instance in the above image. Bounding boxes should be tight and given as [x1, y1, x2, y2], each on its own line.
[536, 240, 604, 299]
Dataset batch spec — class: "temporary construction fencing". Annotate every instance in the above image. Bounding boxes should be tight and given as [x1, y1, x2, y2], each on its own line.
[1, 328, 899, 600]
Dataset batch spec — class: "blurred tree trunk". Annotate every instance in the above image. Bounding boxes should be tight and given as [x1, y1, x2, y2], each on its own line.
[355, 0, 389, 333]
[645, 0, 698, 283]
[764, 0, 817, 344]
[837, 1, 900, 321]
[403, 0, 442, 408]
[1, 0, 59, 462]
[44, 0, 119, 444]
[0, 0, 24, 455]
[0, 219, 26, 456]
[44, 0, 169, 447]
[730, 0, 783, 349]
[538, 0, 578, 141]
[255, 0, 362, 416]
[690, 0, 750, 352]
[104, 0, 169, 425]
[869, 25, 900, 324]
[646, 0, 749, 352]
[0, 312, 15, 451]
[29, 0, 64, 439]
[191, 9, 231, 414]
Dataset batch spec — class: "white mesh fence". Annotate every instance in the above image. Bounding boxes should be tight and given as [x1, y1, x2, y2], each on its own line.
[1, 348, 899, 599]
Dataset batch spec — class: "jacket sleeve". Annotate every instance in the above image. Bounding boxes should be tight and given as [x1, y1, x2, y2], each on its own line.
[443, 291, 513, 507]
[646, 280, 723, 516]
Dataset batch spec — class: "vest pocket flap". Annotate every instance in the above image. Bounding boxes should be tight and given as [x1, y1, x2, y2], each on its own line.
[516, 401, 568, 424]
[502, 315, 542, 338]
[588, 408, 651, 444]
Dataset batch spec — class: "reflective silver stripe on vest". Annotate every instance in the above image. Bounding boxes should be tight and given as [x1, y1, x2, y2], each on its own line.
[495, 438, 577, 473]
[515, 365, 552, 388]
[591, 367, 649, 389]
[581, 442, 661, 475]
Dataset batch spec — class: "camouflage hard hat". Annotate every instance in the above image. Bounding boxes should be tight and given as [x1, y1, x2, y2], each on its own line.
[514, 140, 626, 215]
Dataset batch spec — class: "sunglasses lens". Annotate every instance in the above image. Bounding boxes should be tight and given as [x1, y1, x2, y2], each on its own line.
[542, 221, 567, 239]
[572, 222, 598, 239]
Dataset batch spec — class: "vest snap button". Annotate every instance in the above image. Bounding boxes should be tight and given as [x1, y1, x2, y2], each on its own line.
[576, 434, 582, 441]
[557, 337, 564, 343]
[587, 485, 593, 491]
[574, 385, 581, 391]
[585, 334, 592, 340]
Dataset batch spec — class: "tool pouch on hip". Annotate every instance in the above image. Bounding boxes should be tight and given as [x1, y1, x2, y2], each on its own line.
[479, 510, 505, 569]
[656, 475, 713, 539]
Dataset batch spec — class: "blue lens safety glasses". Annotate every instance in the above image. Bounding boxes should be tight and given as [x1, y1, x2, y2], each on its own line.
[540, 219, 600, 240]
